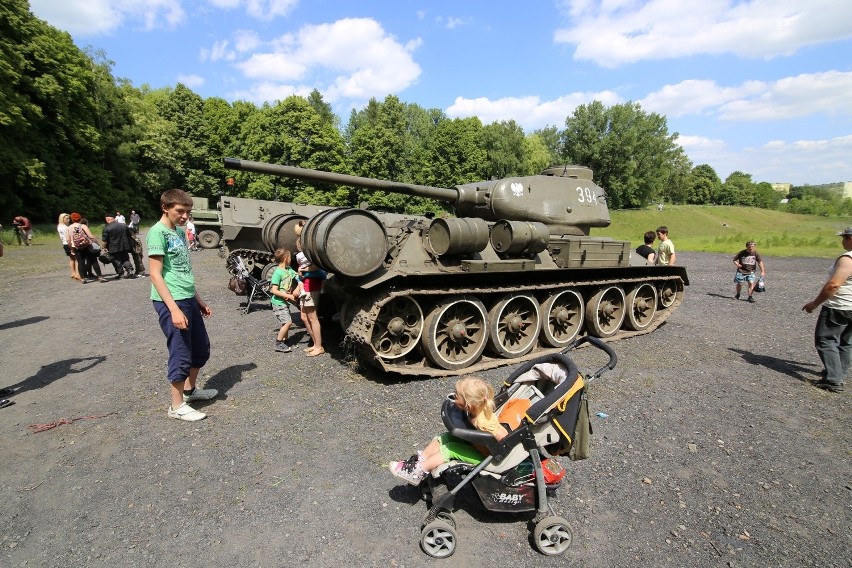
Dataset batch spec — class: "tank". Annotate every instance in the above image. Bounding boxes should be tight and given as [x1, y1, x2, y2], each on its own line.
[188, 195, 223, 249]
[223, 157, 689, 377]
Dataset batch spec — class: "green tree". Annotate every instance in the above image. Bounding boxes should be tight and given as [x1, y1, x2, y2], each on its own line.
[236, 96, 348, 204]
[752, 181, 781, 210]
[481, 120, 526, 179]
[559, 101, 685, 209]
[522, 133, 553, 176]
[424, 117, 485, 193]
[722, 171, 756, 206]
[348, 95, 433, 212]
[156, 84, 220, 195]
[686, 164, 722, 204]
[306, 89, 338, 129]
[531, 125, 561, 167]
[0, 0, 133, 219]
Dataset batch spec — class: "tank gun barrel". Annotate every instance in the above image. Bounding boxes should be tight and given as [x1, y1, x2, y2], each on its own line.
[224, 158, 459, 203]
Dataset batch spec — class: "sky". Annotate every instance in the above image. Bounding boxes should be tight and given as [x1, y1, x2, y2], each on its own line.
[28, 0, 852, 186]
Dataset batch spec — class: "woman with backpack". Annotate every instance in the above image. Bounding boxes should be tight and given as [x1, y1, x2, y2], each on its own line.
[66, 212, 106, 283]
[58, 213, 82, 281]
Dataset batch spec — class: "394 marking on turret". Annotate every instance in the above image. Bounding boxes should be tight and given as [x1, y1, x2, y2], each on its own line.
[576, 186, 598, 204]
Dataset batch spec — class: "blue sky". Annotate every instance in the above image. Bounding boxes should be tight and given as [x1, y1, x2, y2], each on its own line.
[29, 0, 852, 186]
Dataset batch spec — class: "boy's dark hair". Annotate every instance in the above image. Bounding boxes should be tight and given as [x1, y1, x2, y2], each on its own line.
[643, 230, 656, 244]
[160, 189, 193, 210]
[274, 248, 292, 264]
[656, 226, 669, 235]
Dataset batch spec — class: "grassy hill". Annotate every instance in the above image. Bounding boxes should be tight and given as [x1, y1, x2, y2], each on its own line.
[597, 205, 852, 258]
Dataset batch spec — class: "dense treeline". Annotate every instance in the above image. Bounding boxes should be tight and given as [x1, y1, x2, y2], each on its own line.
[2, 1, 845, 223]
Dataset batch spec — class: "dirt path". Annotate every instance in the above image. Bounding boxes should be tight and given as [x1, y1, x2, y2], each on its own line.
[0, 244, 849, 567]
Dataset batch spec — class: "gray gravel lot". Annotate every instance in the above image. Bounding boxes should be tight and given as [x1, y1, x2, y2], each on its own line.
[0, 245, 849, 567]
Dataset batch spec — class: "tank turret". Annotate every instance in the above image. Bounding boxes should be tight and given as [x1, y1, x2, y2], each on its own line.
[223, 158, 610, 236]
[222, 157, 688, 377]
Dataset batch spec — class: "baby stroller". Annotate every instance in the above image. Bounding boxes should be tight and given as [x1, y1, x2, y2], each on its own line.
[227, 255, 273, 314]
[417, 336, 617, 558]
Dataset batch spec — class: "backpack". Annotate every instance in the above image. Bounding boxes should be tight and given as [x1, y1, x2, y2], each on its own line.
[71, 225, 92, 249]
[755, 277, 766, 293]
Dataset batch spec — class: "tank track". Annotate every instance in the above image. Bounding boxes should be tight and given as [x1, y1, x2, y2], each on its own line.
[346, 275, 685, 377]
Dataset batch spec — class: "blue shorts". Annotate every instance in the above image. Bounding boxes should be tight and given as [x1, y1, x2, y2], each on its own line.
[734, 271, 756, 283]
[154, 298, 210, 382]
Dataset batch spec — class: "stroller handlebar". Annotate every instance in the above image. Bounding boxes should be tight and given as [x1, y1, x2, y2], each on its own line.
[562, 336, 617, 377]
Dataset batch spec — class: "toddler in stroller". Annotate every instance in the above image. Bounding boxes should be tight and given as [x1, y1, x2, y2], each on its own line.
[389, 336, 617, 558]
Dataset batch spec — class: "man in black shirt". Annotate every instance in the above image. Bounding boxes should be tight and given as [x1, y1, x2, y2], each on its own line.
[635, 230, 656, 264]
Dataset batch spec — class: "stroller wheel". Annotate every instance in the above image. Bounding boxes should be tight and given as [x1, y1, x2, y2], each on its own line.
[420, 520, 457, 558]
[533, 516, 573, 556]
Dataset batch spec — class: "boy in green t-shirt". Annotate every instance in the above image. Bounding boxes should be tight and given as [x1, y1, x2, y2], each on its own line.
[269, 248, 298, 352]
[147, 189, 217, 422]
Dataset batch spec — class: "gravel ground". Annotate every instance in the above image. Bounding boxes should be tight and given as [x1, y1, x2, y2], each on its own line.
[0, 244, 849, 567]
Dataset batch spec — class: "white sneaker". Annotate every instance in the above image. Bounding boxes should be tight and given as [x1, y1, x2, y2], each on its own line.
[388, 459, 426, 485]
[183, 388, 218, 403]
[168, 403, 206, 421]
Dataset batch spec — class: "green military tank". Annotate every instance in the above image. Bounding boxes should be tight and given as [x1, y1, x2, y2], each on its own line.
[223, 158, 688, 377]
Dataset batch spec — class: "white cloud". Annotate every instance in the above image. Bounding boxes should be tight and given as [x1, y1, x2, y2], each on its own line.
[555, 0, 852, 67]
[177, 73, 205, 88]
[681, 133, 852, 184]
[246, 0, 298, 19]
[232, 18, 421, 103]
[233, 29, 262, 52]
[442, 17, 468, 29]
[237, 53, 308, 81]
[30, 0, 184, 36]
[228, 81, 313, 104]
[445, 91, 622, 129]
[640, 71, 852, 121]
[208, 0, 297, 19]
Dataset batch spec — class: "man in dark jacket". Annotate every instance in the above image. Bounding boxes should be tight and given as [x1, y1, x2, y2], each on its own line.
[102, 213, 135, 278]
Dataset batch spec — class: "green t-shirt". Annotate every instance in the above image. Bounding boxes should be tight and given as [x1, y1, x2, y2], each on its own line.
[269, 266, 297, 306]
[147, 221, 196, 301]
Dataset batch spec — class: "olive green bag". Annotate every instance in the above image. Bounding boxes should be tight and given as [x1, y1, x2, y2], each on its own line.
[569, 391, 592, 461]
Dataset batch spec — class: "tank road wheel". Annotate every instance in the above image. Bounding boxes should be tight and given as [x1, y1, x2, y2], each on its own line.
[658, 279, 682, 308]
[420, 520, 457, 558]
[260, 262, 277, 282]
[197, 229, 221, 249]
[540, 290, 585, 347]
[370, 296, 424, 359]
[624, 283, 658, 331]
[486, 294, 541, 358]
[241, 256, 257, 275]
[585, 286, 626, 338]
[422, 297, 488, 370]
[533, 516, 573, 556]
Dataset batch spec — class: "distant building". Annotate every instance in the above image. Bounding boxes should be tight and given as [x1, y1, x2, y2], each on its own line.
[776, 181, 852, 198]
[804, 182, 852, 198]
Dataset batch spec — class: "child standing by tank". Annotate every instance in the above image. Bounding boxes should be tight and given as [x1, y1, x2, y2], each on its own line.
[388, 377, 508, 485]
[269, 248, 298, 352]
